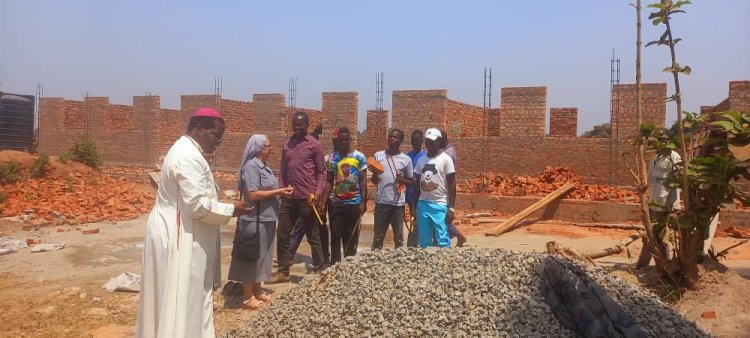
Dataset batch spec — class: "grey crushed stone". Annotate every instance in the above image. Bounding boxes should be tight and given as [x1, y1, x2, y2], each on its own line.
[224, 248, 709, 337]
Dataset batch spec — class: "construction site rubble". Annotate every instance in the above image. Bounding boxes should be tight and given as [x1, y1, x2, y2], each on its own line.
[0, 152, 155, 225]
[224, 248, 706, 337]
[463, 166, 639, 203]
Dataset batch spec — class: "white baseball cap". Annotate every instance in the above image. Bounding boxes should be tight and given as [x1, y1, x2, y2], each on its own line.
[424, 128, 442, 141]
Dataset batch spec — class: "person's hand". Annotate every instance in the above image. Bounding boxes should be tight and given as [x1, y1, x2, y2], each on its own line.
[232, 201, 254, 217]
[278, 186, 294, 198]
[395, 170, 405, 183]
[359, 203, 367, 215]
[446, 209, 454, 224]
[316, 195, 327, 214]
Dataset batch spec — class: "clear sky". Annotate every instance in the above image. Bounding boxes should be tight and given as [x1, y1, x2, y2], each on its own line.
[2, 1, 748, 133]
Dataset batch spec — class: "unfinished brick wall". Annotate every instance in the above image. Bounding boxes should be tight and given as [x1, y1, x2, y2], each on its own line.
[104, 104, 137, 131]
[495, 87, 547, 137]
[63, 101, 85, 131]
[285, 107, 322, 133]
[729, 80, 750, 112]
[549, 107, 578, 137]
[220, 98, 253, 133]
[611, 83, 667, 141]
[446, 100, 485, 138]
[392, 90, 448, 136]
[361, 109, 389, 157]
[322, 92, 359, 149]
[452, 137, 632, 185]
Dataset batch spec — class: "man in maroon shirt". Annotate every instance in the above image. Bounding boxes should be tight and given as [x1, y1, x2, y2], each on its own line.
[267, 112, 328, 283]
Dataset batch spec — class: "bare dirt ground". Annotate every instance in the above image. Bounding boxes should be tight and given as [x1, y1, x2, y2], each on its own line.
[2, 213, 750, 337]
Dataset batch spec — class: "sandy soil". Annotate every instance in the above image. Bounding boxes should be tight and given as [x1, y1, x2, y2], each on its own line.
[2, 214, 750, 337]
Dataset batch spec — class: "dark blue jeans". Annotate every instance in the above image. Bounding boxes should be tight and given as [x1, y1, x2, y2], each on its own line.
[372, 204, 405, 250]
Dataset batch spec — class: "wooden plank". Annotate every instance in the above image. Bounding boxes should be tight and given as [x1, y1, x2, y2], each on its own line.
[484, 182, 575, 237]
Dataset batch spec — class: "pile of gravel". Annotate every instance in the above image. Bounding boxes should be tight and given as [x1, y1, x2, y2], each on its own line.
[225, 248, 707, 337]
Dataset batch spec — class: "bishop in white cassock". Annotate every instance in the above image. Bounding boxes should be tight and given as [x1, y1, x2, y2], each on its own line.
[136, 108, 252, 338]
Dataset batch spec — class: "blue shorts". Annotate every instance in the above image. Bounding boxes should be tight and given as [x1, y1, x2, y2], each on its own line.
[416, 200, 451, 248]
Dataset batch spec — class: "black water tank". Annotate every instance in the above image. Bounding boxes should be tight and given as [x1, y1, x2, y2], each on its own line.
[0, 92, 35, 151]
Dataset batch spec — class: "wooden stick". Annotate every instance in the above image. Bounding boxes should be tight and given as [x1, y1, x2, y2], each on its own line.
[586, 234, 642, 259]
[465, 212, 492, 219]
[715, 239, 749, 258]
[485, 183, 575, 237]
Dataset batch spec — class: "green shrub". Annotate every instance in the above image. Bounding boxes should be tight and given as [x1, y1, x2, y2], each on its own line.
[58, 153, 71, 164]
[0, 161, 22, 184]
[67, 134, 103, 169]
[30, 154, 51, 178]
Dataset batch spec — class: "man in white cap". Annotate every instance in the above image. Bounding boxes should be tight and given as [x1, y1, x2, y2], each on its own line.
[136, 108, 252, 338]
[413, 128, 456, 248]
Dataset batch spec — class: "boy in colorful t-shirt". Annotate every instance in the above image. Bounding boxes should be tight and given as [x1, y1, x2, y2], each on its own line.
[322, 127, 368, 263]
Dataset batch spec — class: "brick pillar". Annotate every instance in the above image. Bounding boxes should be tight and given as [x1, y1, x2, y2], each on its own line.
[322, 92, 359, 151]
[497, 86, 547, 137]
[549, 107, 578, 137]
[84, 96, 109, 133]
[729, 80, 750, 112]
[391, 89, 448, 136]
[364, 109, 389, 156]
[38, 98, 67, 155]
[134, 95, 161, 166]
[611, 83, 666, 141]
[253, 93, 288, 167]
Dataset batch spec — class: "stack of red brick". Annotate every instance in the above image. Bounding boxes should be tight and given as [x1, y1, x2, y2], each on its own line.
[463, 166, 638, 203]
[1, 154, 155, 225]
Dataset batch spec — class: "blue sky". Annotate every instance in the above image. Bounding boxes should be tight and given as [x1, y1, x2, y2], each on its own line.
[2, 1, 748, 133]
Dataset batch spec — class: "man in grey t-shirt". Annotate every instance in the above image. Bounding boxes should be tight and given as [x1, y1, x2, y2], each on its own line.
[371, 129, 414, 250]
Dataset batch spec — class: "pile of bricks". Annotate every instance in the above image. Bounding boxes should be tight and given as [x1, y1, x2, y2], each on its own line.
[0, 156, 155, 225]
[463, 166, 638, 203]
[719, 226, 750, 239]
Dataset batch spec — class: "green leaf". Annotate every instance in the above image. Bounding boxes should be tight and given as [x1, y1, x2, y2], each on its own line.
[652, 17, 664, 25]
[669, 9, 687, 15]
[648, 3, 666, 9]
[712, 120, 737, 132]
[673, 38, 682, 45]
[663, 66, 676, 73]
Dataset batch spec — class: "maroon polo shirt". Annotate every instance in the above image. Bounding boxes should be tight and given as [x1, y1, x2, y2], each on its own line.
[279, 134, 326, 200]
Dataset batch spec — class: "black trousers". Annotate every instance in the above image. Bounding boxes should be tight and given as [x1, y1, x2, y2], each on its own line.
[276, 198, 324, 274]
[331, 204, 362, 264]
[372, 203, 405, 250]
[289, 201, 332, 264]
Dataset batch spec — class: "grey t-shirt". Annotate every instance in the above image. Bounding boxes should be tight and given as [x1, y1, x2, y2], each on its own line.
[240, 157, 280, 222]
[374, 151, 413, 206]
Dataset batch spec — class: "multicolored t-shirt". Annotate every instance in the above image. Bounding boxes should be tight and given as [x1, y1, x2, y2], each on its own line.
[326, 150, 367, 205]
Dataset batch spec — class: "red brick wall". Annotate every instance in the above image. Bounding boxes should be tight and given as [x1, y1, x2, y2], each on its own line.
[729, 81, 750, 112]
[63, 100, 85, 131]
[392, 90, 448, 136]
[451, 136, 632, 185]
[549, 107, 578, 137]
[361, 109, 389, 157]
[611, 83, 667, 141]
[104, 104, 136, 131]
[446, 99, 485, 138]
[220, 98, 253, 133]
[497, 86, 547, 137]
[322, 92, 359, 151]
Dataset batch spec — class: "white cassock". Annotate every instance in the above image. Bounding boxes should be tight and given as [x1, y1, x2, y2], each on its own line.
[136, 135, 234, 338]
